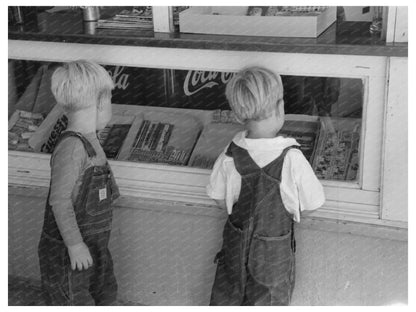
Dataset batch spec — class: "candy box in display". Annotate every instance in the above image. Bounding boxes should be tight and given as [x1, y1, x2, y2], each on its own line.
[126, 110, 203, 166]
[180, 6, 336, 38]
[312, 117, 361, 181]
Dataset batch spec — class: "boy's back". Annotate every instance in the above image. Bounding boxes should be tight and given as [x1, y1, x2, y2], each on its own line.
[208, 66, 325, 306]
[207, 131, 325, 222]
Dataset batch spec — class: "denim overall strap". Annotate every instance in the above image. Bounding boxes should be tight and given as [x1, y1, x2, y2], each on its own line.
[225, 142, 260, 175]
[226, 142, 300, 179]
[54, 131, 97, 158]
[261, 145, 300, 182]
[42, 131, 99, 241]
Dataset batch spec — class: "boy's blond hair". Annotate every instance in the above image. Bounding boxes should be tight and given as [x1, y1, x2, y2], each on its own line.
[51, 60, 114, 113]
[225, 66, 284, 123]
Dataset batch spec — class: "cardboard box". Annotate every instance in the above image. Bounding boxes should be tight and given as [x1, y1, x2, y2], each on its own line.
[179, 6, 337, 38]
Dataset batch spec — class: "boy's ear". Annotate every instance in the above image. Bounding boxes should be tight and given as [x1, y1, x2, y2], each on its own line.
[97, 94, 104, 111]
[276, 99, 285, 117]
[278, 98, 285, 110]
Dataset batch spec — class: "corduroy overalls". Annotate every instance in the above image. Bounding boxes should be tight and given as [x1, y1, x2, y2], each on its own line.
[210, 142, 297, 306]
[38, 131, 120, 305]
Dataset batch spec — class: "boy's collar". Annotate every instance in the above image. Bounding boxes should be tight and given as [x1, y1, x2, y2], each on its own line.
[232, 130, 300, 151]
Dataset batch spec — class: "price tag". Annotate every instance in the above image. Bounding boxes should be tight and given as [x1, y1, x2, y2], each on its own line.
[99, 188, 107, 201]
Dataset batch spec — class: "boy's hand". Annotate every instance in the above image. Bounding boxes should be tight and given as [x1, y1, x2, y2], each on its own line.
[67, 242, 93, 271]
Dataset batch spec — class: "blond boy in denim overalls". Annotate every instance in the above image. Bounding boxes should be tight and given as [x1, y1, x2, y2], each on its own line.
[208, 67, 325, 305]
[38, 60, 119, 305]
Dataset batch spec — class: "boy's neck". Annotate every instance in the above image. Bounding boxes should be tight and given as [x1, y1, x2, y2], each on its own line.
[246, 119, 281, 139]
[65, 107, 97, 135]
[246, 128, 277, 139]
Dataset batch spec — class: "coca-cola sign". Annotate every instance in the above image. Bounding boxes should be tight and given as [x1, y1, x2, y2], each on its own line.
[183, 70, 235, 96]
[103, 65, 166, 106]
[107, 66, 130, 90]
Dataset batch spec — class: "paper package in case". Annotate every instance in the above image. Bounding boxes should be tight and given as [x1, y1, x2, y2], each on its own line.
[279, 115, 320, 163]
[9, 110, 45, 152]
[29, 104, 142, 158]
[97, 113, 142, 160]
[312, 117, 361, 181]
[189, 112, 245, 169]
[125, 110, 203, 166]
[28, 104, 68, 153]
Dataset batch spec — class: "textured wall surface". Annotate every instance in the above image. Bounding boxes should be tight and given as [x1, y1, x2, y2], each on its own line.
[9, 187, 407, 306]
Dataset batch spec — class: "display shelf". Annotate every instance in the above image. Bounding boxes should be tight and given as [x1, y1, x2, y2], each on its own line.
[8, 104, 383, 225]
[8, 11, 407, 57]
[8, 148, 383, 223]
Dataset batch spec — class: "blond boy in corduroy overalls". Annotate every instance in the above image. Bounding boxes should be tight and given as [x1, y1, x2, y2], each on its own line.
[38, 60, 119, 305]
[208, 67, 325, 305]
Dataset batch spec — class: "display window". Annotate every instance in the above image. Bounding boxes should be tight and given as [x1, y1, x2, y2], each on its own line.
[9, 1, 406, 224]
[9, 60, 364, 183]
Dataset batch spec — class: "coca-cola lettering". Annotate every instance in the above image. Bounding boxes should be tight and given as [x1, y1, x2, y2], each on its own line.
[107, 66, 130, 90]
[184, 70, 235, 96]
[221, 72, 234, 84]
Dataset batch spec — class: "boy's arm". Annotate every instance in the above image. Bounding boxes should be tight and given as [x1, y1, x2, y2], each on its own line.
[206, 152, 229, 211]
[49, 139, 85, 246]
[108, 165, 120, 203]
[49, 139, 92, 270]
[286, 149, 325, 212]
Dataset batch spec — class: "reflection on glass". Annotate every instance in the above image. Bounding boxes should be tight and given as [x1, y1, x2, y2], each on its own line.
[81, 6, 100, 22]
[369, 6, 383, 35]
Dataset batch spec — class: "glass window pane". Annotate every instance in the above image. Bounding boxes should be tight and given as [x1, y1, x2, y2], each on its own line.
[9, 61, 363, 182]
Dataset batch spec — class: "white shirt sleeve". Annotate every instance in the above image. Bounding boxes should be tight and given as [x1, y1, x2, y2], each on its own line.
[281, 149, 326, 220]
[207, 150, 242, 215]
[206, 152, 228, 200]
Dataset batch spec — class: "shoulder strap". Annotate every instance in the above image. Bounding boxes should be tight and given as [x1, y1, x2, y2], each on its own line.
[225, 142, 260, 175]
[224, 142, 234, 158]
[262, 145, 301, 180]
[264, 145, 300, 169]
[278, 145, 300, 164]
[54, 131, 97, 158]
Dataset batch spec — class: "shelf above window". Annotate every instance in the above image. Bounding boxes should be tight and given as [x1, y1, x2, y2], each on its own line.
[8, 8, 407, 57]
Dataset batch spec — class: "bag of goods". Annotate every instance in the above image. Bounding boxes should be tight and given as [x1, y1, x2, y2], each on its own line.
[8, 110, 45, 152]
